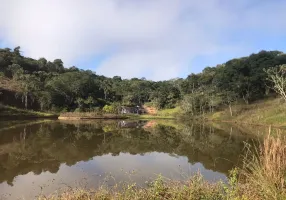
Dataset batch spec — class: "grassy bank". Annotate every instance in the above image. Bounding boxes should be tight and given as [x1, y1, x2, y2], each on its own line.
[59, 112, 129, 120]
[129, 114, 175, 120]
[129, 107, 181, 120]
[0, 104, 58, 119]
[207, 98, 286, 127]
[58, 107, 181, 120]
[39, 132, 286, 200]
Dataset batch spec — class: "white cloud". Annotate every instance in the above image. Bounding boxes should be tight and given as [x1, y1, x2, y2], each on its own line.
[0, 0, 286, 80]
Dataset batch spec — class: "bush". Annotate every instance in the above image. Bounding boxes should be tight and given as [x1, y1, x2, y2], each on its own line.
[103, 105, 116, 113]
[103, 103, 121, 114]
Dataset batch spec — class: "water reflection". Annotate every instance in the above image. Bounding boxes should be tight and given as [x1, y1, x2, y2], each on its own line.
[0, 120, 258, 199]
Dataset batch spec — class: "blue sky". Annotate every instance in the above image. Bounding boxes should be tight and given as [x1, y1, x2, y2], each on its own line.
[0, 0, 286, 80]
[191, 35, 286, 74]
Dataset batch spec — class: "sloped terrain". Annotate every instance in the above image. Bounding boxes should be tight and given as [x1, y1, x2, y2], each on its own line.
[208, 98, 286, 127]
[0, 104, 57, 118]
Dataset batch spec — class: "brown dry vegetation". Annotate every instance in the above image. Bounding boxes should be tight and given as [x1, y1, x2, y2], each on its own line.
[0, 76, 21, 92]
[240, 130, 286, 199]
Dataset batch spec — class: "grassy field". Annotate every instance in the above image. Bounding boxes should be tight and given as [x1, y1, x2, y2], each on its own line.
[39, 132, 286, 200]
[207, 98, 286, 127]
[130, 107, 182, 120]
[0, 104, 58, 118]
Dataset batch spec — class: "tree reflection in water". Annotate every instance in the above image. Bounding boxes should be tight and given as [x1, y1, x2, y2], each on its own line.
[0, 120, 259, 186]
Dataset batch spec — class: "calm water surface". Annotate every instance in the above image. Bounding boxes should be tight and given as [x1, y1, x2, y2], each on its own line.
[0, 120, 259, 199]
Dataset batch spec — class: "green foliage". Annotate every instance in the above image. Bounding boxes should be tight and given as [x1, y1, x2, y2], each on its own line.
[8, 63, 23, 78]
[1, 46, 286, 116]
[0, 105, 56, 117]
[102, 105, 116, 113]
[102, 102, 121, 114]
[36, 91, 52, 111]
[224, 168, 240, 199]
[213, 51, 286, 103]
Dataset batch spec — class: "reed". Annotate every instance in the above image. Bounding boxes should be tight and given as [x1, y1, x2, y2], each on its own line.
[241, 128, 286, 199]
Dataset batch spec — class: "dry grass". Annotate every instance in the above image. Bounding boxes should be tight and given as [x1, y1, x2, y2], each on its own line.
[241, 129, 286, 199]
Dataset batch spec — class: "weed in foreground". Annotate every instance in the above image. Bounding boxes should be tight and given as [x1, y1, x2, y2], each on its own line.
[241, 130, 286, 200]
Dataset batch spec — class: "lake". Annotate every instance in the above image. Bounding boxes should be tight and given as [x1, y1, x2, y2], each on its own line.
[0, 119, 261, 199]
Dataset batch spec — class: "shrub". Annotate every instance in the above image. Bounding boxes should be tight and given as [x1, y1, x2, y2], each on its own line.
[103, 103, 121, 114]
[103, 105, 114, 113]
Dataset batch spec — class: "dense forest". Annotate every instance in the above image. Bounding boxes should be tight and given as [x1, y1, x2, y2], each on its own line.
[1, 47, 286, 115]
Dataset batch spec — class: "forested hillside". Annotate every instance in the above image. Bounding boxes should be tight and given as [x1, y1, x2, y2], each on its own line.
[1, 47, 286, 115]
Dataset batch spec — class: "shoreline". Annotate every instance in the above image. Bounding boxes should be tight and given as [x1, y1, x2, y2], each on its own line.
[58, 113, 176, 120]
[0, 115, 59, 120]
[3, 114, 284, 128]
[207, 118, 286, 129]
[58, 116, 129, 120]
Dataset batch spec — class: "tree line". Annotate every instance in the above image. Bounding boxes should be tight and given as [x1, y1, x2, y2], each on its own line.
[1, 47, 286, 114]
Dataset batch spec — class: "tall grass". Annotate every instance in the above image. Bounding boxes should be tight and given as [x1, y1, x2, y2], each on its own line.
[241, 129, 286, 199]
